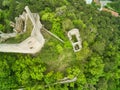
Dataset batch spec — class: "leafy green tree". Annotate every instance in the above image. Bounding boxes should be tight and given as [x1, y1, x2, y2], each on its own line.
[12, 55, 46, 88]
[62, 18, 74, 31]
[96, 78, 108, 90]
[85, 54, 104, 85]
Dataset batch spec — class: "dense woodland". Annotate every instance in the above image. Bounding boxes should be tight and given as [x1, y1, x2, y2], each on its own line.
[0, 0, 120, 90]
[107, 0, 120, 14]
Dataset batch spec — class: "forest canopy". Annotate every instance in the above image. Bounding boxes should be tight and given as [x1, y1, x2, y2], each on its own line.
[0, 0, 120, 90]
[107, 0, 120, 14]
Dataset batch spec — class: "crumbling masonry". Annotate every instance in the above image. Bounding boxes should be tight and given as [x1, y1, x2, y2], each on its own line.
[0, 6, 45, 54]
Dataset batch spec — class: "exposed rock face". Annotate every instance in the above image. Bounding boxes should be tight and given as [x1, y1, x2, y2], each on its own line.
[0, 32, 17, 42]
[14, 17, 24, 33]
[0, 6, 45, 54]
[12, 12, 27, 33]
[0, 11, 28, 43]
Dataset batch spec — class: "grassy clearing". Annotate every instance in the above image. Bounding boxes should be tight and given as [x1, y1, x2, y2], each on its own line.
[37, 29, 76, 72]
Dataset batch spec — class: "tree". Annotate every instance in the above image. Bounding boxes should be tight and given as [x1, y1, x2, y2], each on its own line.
[85, 54, 104, 85]
[12, 55, 46, 88]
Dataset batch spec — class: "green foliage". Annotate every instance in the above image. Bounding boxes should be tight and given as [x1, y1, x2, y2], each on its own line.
[0, 0, 120, 90]
[42, 12, 55, 22]
[62, 18, 74, 31]
[11, 55, 46, 87]
[107, 0, 120, 14]
[73, 20, 86, 29]
[56, 44, 63, 53]
[2, 0, 10, 7]
[83, 54, 104, 86]
[0, 24, 4, 31]
[76, 41, 91, 61]
[92, 41, 106, 55]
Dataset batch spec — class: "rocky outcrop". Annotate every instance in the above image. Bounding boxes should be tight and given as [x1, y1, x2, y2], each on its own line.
[0, 31, 17, 42]
[0, 6, 45, 54]
[0, 11, 28, 43]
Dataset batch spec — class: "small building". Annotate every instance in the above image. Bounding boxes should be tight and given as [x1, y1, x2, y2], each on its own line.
[85, 0, 93, 4]
[68, 29, 82, 52]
